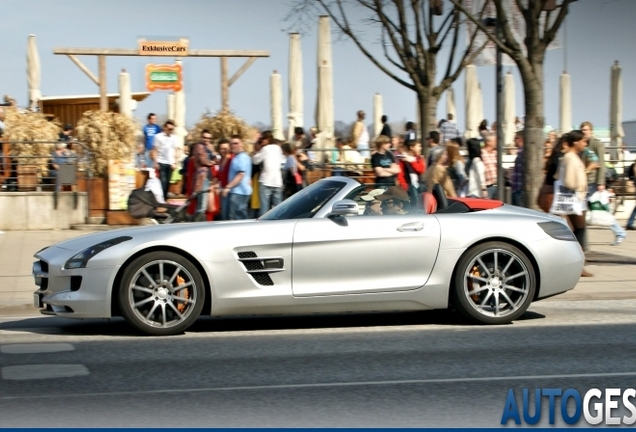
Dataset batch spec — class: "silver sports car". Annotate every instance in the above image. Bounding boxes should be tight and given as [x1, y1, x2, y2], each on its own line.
[33, 177, 584, 335]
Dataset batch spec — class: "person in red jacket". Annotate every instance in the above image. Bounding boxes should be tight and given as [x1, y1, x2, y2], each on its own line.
[398, 140, 426, 207]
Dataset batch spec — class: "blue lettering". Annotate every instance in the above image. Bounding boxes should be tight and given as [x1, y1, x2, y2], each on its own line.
[501, 389, 521, 425]
[542, 388, 562, 424]
[523, 388, 542, 424]
[561, 389, 582, 425]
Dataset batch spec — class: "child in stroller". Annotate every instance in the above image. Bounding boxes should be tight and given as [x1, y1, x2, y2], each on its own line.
[127, 188, 208, 224]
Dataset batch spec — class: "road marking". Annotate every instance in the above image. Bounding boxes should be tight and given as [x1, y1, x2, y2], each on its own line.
[1, 343, 74, 354]
[1, 364, 89, 381]
[2, 371, 635, 399]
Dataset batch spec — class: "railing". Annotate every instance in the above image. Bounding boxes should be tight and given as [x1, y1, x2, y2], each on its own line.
[1, 140, 94, 215]
[1, 140, 93, 191]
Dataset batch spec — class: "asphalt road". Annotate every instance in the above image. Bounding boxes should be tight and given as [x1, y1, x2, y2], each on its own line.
[1, 299, 636, 427]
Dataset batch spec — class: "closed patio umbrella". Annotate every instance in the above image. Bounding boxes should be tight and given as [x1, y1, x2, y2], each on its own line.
[118, 69, 132, 119]
[464, 65, 481, 139]
[316, 15, 334, 151]
[373, 93, 382, 138]
[174, 61, 187, 148]
[503, 71, 515, 148]
[287, 33, 304, 141]
[167, 93, 175, 121]
[446, 87, 456, 119]
[559, 72, 572, 134]
[610, 61, 624, 160]
[27, 34, 42, 111]
[271, 71, 284, 141]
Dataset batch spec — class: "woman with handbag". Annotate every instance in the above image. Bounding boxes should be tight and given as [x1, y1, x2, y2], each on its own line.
[537, 135, 566, 213]
[550, 130, 592, 277]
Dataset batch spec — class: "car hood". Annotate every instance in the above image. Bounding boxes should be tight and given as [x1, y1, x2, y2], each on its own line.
[49, 220, 258, 253]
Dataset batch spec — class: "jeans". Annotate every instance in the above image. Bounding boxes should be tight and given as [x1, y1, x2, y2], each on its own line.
[628, 204, 636, 228]
[587, 183, 625, 239]
[487, 185, 498, 199]
[511, 191, 524, 207]
[144, 150, 153, 168]
[259, 184, 282, 217]
[229, 193, 250, 220]
[221, 194, 230, 221]
[196, 179, 209, 214]
[158, 163, 173, 201]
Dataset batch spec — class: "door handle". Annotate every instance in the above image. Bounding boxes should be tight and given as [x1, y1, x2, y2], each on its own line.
[397, 223, 424, 232]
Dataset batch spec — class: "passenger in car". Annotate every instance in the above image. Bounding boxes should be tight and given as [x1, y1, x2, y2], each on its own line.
[376, 186, 411, 215]
[423, 147, 457, 198]
[361, 188, 385, 216]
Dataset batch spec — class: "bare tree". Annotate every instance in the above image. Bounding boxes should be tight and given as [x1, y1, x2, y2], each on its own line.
[450, 0, 575, 209]
[288, 0, 489, 153]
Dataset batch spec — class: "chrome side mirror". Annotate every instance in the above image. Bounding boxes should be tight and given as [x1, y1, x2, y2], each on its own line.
[328, 199, 360, 217]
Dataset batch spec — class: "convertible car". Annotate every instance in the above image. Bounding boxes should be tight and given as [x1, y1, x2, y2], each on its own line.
[32, 177, 584, 335]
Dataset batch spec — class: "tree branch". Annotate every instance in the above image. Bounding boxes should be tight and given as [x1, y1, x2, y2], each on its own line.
[315, 0, 415, 89]
[442, 12, 460, 79]
[435, 5, 459, 50]
[381, 27, 408, 72]
[448, 0, 515, 57]
[543, 0, 572, 45]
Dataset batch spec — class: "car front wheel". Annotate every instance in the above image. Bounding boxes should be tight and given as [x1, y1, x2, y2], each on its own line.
[452, 242, 536, 324]
[119, 251, 205, 335]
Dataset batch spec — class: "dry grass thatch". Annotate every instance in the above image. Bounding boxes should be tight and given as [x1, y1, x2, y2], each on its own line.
[190, 109, 258, 152]
[4, 107, 61, 177]
[74, 111, 137, 177]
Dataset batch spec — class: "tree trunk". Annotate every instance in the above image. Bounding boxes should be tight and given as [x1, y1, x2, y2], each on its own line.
[417, 91, 438, 157]
[521, 66, 545, 211]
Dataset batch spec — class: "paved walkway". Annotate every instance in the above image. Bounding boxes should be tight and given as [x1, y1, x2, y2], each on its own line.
[0, 225, 634, 315]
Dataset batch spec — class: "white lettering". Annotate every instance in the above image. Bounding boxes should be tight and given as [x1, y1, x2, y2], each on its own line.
[583, 388, 603, 425]
[605, 388, 621, 425]
[623, 389, 636, 425]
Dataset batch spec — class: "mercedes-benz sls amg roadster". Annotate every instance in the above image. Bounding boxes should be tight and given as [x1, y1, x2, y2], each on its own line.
[33, 177, 584, 335]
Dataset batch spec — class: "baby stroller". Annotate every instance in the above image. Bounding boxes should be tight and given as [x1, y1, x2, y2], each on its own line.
[127, 188, 208, 224]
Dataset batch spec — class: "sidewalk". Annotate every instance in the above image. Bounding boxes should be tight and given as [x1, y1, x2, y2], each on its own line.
[0, 226, 634, 315]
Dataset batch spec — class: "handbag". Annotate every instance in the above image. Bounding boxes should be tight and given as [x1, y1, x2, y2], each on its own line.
[549, 164, 583, 216]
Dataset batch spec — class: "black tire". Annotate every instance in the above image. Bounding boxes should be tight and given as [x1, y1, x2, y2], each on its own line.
[119, 251, 205, 335]
[451, 241, 536, 325]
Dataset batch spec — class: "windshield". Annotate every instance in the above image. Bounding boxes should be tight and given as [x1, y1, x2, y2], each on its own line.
[259, 180, 346, 220]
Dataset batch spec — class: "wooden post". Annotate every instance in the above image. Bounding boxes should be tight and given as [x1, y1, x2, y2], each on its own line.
[98, 56, 107, 112]
[221, 57, 228, 111]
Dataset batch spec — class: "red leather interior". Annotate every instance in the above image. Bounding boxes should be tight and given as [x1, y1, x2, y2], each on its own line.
[448, 197, 504, 210]
[421, 192, 437, 214]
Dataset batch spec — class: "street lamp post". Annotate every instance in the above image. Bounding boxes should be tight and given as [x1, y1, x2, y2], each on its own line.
[483, 17, 505, 202]
[495, 19, 505, 202]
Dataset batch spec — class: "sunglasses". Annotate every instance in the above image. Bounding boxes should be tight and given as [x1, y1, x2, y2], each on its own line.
[382, 199, 395, 206]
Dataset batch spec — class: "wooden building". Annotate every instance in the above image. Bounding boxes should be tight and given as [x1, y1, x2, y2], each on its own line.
[38, 92, 150, 127]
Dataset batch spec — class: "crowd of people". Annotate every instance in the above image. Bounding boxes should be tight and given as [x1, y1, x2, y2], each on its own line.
[134, 109, 632, 271]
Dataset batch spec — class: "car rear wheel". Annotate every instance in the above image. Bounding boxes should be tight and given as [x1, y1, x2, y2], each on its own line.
[452, 242, 536, 324]
[119, 251, 205, 335]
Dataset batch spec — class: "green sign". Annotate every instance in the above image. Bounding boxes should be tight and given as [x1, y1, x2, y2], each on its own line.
[149, 71, 178, 83]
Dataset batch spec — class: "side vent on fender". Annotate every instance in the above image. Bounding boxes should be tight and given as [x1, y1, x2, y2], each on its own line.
[237, 251, 286, 286]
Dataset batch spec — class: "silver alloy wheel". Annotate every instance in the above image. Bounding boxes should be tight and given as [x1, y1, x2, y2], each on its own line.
[128, 259, 198, 328]
[463, 248, 531, 318]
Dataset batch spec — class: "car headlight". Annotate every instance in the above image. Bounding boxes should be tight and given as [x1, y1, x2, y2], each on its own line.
[538, 221, 577, 241]
[64, 236, 132, 269]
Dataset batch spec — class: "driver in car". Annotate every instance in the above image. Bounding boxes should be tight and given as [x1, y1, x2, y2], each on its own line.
[377, 186, 411, 215]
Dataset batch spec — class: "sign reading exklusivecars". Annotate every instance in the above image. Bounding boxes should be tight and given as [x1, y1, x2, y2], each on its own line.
[145, 64, 183, 92]
[501, 388, 636, 426]
[138, 39, 189, 56]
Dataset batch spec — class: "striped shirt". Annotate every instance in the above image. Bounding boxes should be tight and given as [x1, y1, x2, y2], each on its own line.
[481, 147, 498, 186]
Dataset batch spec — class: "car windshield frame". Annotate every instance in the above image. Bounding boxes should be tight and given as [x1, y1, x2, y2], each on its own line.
[259, 180, 347, 221]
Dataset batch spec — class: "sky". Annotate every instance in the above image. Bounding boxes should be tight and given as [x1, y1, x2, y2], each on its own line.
[2, 0, 635, 133]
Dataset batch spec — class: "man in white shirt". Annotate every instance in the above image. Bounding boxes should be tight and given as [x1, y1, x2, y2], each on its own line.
[351, 110, 370, 159]
[252, 130, 283, 216]
[152, 120, 178, 201]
